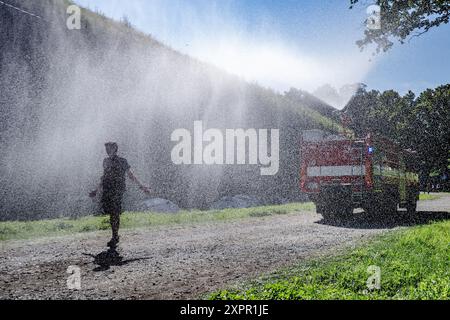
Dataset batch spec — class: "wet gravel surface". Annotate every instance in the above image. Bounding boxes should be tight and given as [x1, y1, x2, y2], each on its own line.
[1, 195, 448, 300]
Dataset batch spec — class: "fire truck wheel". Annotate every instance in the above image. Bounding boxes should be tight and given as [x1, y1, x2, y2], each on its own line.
[321, 210, 338, 222]
[406, 199, 417, 215]
[321, 203, 352, 221]
[382, 201, 398, 215]
[365, 207, 379, 217]
[365, 201, 394, 218]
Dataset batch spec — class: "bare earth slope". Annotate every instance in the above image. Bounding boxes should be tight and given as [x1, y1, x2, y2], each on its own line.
[1, 195, 449, 300]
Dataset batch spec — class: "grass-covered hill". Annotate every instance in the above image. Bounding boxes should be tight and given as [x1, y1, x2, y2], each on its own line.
[0, 0, 341, 220]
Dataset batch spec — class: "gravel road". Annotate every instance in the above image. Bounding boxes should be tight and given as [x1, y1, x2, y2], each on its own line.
[1, 195, 449, 300]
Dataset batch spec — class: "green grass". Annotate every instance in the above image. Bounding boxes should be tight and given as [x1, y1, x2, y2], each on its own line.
[419, 193, 442, 201]
[0, 202, 315, 242]
[209, 220, 450, 300]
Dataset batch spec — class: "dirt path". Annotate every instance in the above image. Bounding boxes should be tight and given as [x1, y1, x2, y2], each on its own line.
[1, 195, 449, 300]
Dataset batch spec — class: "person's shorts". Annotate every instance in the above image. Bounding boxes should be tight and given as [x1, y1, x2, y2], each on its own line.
[101, 192, 123, 215]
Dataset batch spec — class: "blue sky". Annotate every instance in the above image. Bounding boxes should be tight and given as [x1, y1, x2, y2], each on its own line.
[74, 0, 450, 98]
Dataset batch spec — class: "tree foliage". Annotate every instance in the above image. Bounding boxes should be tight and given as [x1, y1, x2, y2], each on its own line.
[350, 0, 450, 52]
[343, 84, 450, 182]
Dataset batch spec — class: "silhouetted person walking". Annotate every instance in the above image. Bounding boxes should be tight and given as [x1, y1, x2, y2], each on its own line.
[90, 142, 151, 249]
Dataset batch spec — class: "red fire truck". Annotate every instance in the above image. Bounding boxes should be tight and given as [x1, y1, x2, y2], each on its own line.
[300, 130, 420, 220]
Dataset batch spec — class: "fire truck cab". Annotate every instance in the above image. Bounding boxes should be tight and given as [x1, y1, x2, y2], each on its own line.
[300, 130, 420, 220]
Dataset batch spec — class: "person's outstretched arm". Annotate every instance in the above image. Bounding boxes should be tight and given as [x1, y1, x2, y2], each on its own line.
[127, 169, 151, 195]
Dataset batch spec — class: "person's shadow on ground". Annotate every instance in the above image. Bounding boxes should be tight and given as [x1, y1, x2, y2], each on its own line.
[83, 249, 150, 272]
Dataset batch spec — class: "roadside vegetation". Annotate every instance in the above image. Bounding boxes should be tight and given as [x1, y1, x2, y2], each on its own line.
[0, 202, 315, 242]
[419, 193, 442, 201]
[210, 220, 450, 300]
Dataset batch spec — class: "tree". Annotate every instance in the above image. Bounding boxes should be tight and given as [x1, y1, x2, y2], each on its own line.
[343, 84, 450, 185]
[121, 15, 132, 28]
[395, 90, 416, 148]
[409, 85, 450, 179]
[342, 84, 380, 136]
[350, 0, 450, 53]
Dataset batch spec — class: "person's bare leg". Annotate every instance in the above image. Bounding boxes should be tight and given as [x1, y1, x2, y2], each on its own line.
[110, 212, 120, 240]
[107, 212, 120, 249]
